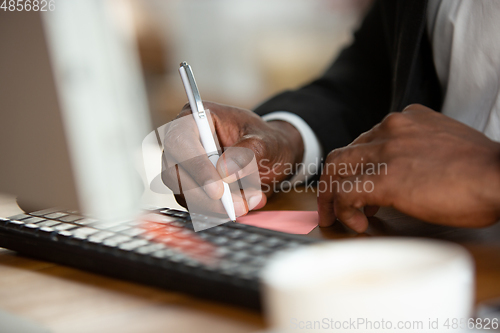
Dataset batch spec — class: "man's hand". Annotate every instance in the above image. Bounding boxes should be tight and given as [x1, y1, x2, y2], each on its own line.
[162, 101, 304, 216]
[318, 104, 500, 232]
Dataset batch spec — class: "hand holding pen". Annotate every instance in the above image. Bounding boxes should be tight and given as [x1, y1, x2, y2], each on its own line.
[161, 63, 304, 218]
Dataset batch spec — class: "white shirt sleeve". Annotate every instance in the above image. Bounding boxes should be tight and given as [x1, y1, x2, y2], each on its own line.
[261, 111, 323, 184]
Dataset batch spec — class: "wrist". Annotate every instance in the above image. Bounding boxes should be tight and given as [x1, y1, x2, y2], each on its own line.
[267, 120, 304, 166]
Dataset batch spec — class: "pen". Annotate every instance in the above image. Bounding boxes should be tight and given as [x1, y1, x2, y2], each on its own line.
[178, 62, 237, 221]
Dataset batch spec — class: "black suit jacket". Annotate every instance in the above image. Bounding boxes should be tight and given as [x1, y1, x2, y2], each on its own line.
[254, 0, 442, 156]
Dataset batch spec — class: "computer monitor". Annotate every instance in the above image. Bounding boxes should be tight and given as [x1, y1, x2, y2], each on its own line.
[0, 0, 152, 221]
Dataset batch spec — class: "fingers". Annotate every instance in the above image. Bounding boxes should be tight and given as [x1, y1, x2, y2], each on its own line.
[163, 145, 264, 217]
[178, 155, 224, 200]
[249, 192, 267, 210]
[323, 144, 380, 181]
[217, 136, 264, 183]
[334, 199, 369, 233]
[170, 165, 226, 215]
[163, 112, 205, 162]
[317, 174, 389, 233]
[241, 186, 267, 211]
[163, 112, 224, 200]
[165, 158, 250, 217]
[317, 189, 337, 227]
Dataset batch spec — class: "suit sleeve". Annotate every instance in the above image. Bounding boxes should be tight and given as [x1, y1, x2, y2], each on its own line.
[254, 0, 392, 156]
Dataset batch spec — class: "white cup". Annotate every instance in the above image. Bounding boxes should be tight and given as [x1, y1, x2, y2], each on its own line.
[261, 238, 474, 333]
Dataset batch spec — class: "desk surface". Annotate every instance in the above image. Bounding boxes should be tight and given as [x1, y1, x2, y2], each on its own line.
[1, 190, 500, 333]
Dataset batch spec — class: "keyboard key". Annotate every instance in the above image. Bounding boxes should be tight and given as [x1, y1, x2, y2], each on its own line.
[54, 223, 78, 231]
[156, 216, 178, 224]
[137, 221, 164, 231]
[228, 241, 249, 250]
[184, 258, 202, 268]
[103, 235, 132, 247]
[108, 225, 130, 233]
[57, 230, 74, 238]
[37, 220, 60, 228]
[88, 231, 115, 243]
[8, 213, 31, 221]
[195, 232, 211, 240]
[218, 261, 241, 275]
[243, 233, 265, 244]
[24, 223, 40, 229]
[210, 236, 230, 246]
[173, 229, 196, 239]
[39, 226, 55, 233]
[44, 212, 69, 220]
[283, 241, 302, 249]
[124, 220, 142, 227]
[73, 227, 99, 239]
[151, 248, 179, 259]
[169, 253, 189, 263]
[168, 221, 185, 228]
[163, 210, 189, 218]
[29, 208, 61, 217]
[22, 217, 47, 224]
[191, 221, 219, 230]
[151, 249, 168, 259]
[215, 247, 232, 257]
[75, 218, 98, 226]
[8, 219, 25, 226]
[248, 257, 267, 267]
[118, 239, 149, 251]
[59, 215, 83, 223]
[189, 213, 208, 220]
[237, 268, 260, 280]
[206, 226, 227, 235]
[225, 230, 246, 239]
[135, 243, 165, 255]
[120, 228, 145, 237]
[230, 252, 251, 262]
[182, 222, 195, 230]
[249, 245, 272, 255]
[263, 237, 285, 248]
[139, 232, 157, 241]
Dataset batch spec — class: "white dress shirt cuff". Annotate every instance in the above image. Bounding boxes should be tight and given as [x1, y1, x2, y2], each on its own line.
[261, 111, 323, 184]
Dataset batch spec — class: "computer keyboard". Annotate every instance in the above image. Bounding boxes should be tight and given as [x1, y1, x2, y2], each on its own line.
[0, 208, 320, 310]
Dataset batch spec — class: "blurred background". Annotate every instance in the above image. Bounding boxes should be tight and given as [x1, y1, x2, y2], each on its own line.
[0, 0, 373, 215]
[126, 0, 373, 128]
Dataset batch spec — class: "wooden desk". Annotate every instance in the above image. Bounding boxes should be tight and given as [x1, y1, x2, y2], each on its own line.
[1, 190, 500, 333]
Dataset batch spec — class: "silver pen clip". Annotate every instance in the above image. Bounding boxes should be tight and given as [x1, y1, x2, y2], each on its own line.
[180, 62, 206, 119]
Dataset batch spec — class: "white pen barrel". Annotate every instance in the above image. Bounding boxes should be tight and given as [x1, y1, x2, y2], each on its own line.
[179, 66, 218, 154]
[179, 64, 236, 220]
[196, 116, 218, 155]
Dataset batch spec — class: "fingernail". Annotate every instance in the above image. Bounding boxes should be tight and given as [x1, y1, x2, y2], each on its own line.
[203, 180, 222, 200]
[248, 195, 262, 210]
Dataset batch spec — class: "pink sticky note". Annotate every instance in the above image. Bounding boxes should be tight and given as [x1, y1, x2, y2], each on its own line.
[236, 211, 318, 234]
